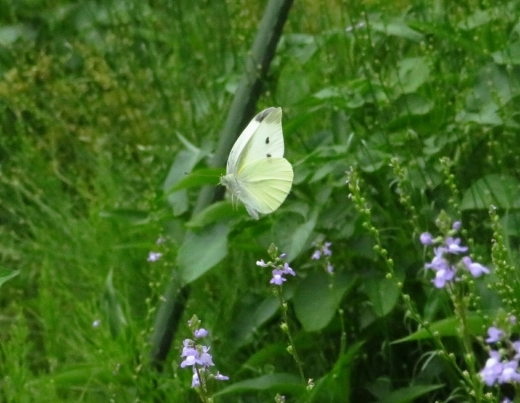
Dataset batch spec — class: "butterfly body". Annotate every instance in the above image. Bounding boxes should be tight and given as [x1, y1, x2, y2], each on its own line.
[220, 107, 293, 219]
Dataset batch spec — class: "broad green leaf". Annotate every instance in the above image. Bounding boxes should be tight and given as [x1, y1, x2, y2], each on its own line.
[460, 174, 520, 210]
[294, 271, 354, 332]
[284, 214, 317, 261]
[0, 268, 19, 289]
[214, 373, 304, 397]
[229, 294, 283, 348]
[309, 342, 363, 402]
[357, 148, 391, 173]
[186, 201, 237, 228]
[393, 313, 485, 343]
[282, 33, 318, 64]
[458, 9, 492, 30]
[166, 168, 222, 192]
[364, 276, 400, 317]
[371, 20, 424, 42]
[163, 143, 207, 216]
[178, 223, 230, 284]
[380, 384, 445, 403]
[493, 42, 520, 65]
[395, 93, 434, 116]
[395, 57, 430, 94]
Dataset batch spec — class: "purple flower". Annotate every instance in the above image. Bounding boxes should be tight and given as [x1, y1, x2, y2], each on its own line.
[444, 237, 468, 254]
[279, 253, 287, 259]
[180, 347, 201, 368]
[192, 370, 200, 387]
[256, 259, 268, 267]
[452, 221, 462, 231]
[425, 247, 450, 272]
[420, 232, 434, 245]
[147, 251, 163, 262]
[499, 360, 520, 384]
[311, 250, 321, 260]
[199, 346, 214, 367]
[214, 372, 229, 381]
[480, 351, 503, 386]
[194, 328, 209, 338]
[270, 269, 287, 285]
[322, 242, 332, 256]
[513, 341, 520, 359]
[326, 262, 334, 274]
[432, 267, 455, 288]
[282, 263, 296, 276]
[486, 326, 505, 343]
[462, 256, 489, 277]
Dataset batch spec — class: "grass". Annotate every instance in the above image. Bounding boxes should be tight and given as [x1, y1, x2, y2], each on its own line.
[2, 0, 520, 402]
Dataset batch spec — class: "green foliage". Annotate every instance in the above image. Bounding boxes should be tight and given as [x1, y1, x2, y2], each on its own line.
[2, 0, 520, 402]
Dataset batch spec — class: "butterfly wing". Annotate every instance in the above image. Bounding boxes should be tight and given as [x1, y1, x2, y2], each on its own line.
[234, 157, 294, 219]
[226, 107, 284, 176]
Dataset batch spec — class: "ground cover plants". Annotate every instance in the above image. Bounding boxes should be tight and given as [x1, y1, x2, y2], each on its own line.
[1, 0, 520, 401]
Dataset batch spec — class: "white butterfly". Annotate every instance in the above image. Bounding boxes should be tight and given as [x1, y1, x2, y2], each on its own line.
[220, 107, 294, 219]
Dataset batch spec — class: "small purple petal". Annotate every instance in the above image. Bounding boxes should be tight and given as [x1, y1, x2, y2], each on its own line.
[282, 263, 296, 276]
[322, 242, 332, 256]
[256, 259, 268, 267]
[194, 328, 209, 338]
[311, 250, 321, 260]
[462, 256, 489, 277]
[147, 251, 163, 262]
[192, 371, 200, 388]
[445, 237, 468, 254]
[480, 351, 503, 386]
[270, 269, 286, 285]
[485, 326, 504, 343]
[215, 372, 229, 381]
[420, 232, 434, 245]
[452, 221, 462, 231]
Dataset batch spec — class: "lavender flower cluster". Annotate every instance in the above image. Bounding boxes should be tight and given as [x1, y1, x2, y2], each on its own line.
[257, 252, 295, 286]
[180, 316, 228, 389]
[311, 241, 333, 274]
[420, 222, 489, 289]
[480, 320, 520, 388]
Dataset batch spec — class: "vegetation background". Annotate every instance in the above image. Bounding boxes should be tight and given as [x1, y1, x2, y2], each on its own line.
[1, 0, 520, 401]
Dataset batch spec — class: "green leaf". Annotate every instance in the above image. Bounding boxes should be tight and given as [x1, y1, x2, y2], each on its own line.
[0, 268, 19, 289]
[371, 19, 424, 42]
[165, 168, 223, 193]
[492, 42, 520, 65]
[213, 373, 304, 397]
[461, 174, 520, 210]
[393, 313, 485, 343]
[229, 293, 284, 348]
[186, 201, 237, 228]
[395, 57, 430, 94]
[364, 276, 400, 317]
[380, 384, 445, 403]
[294, 272, 354, 332]
[163, 145, 207, 216]
[309, 342, 363, 402]
[178, 223, 230, 284]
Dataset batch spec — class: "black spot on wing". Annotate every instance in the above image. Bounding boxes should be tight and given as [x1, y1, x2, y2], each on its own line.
[255, 107, 276, 122]
[265, 137, 270, 144]
[267, 153, 271, 157]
